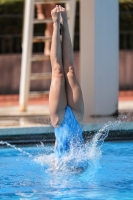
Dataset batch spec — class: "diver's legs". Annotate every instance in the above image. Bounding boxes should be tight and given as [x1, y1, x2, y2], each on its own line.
[49, 6, 67, 127]
[60, 6, 84, 122]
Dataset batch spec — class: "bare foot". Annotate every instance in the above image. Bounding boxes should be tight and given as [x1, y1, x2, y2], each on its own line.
[59, 6, 68, 26]
[51, 5, 60, 24]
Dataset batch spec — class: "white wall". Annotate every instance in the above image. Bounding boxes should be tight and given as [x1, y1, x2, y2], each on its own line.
[80, 0, 119, 116]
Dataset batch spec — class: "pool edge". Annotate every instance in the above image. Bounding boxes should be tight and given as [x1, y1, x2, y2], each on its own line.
[0, 122, 133, 145]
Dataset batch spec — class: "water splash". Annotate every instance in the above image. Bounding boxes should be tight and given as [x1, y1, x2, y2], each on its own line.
[0, 141, 32, 158]
[34, 119, 123, 177]
[89, 119, 122, 165]
[0, 118, 123, 176]
[90, 119, 121, 145]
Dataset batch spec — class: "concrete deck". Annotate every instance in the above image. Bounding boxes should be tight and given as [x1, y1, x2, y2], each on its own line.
[0, 96, 133, 122]
[0, 105, 132, 127]
[0, 98, 133, 127]
[0, 98, 133, 144]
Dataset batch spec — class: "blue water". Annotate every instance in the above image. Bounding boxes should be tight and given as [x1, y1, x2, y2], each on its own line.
[0, 140, 133, 200]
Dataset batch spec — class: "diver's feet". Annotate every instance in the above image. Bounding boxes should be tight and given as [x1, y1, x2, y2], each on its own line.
[51, 5, 60, 25]
[59, 6, 68, 27]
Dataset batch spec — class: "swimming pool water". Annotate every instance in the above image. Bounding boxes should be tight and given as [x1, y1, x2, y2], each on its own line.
[0, 141, 133, 200]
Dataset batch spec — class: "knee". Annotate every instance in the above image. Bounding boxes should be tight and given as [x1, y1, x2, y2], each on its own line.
[66, 66, 75, 78]
[52, 64, 64, 76]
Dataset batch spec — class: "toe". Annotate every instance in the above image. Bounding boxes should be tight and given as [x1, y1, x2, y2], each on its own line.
[61, 6, 65, 12]
[56, 5, 60, 12]
[59, 5, 61, 11]
[51, 7, 56, 13]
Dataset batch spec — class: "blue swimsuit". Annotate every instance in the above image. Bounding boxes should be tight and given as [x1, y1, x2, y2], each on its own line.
[54, 106, 84, 158]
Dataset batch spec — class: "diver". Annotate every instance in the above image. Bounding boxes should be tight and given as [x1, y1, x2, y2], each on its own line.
[49, 5, 84, 158]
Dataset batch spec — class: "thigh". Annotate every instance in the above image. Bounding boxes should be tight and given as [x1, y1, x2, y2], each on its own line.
[49, 74, 67, 127]
[65, 70, 84, 122]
